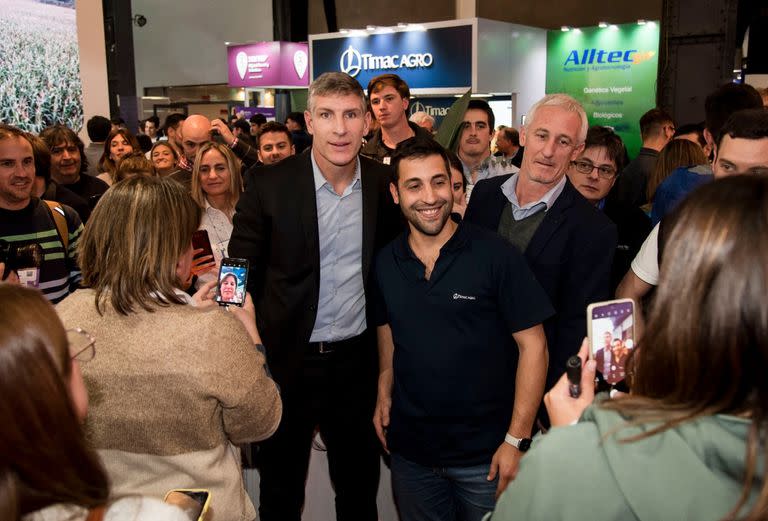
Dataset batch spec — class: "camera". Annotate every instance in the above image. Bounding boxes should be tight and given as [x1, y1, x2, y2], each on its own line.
[0, 240, 43, 280]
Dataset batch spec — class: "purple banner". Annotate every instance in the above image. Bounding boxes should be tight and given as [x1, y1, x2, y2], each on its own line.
[228, 41, 309, 88]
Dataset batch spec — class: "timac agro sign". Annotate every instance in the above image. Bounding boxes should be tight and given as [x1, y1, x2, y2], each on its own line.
[339, 46, 434, 78]
[311, 24, 472, 92]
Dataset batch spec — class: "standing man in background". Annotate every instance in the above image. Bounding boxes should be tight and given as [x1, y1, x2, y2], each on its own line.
[362, 73, 433, 164]
[458, 100, 519, 200]
[84, 116, 111, 176]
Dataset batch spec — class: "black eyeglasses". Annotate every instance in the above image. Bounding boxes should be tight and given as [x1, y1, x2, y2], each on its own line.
[66, 328, 96, 363]
[571, 159, 617, 180]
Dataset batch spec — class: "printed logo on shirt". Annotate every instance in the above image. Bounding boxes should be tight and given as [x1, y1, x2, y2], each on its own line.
[453, 293, 476, 301]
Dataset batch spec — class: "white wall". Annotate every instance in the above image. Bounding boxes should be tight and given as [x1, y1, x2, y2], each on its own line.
[76, 0, 110, 142]
[476, 18, 547, 125]
[131, 0, 273, 94]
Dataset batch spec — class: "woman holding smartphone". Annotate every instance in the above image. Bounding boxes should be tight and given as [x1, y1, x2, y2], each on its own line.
[489, 176, 768, 520]
[191, 142, 243, 287]
[55, 177, 282, 521]
[0, 285, 187, 521]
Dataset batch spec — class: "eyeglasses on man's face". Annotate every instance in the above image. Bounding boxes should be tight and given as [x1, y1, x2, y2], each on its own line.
[571, 159, 617, 180]
[66, 328, 95, 363]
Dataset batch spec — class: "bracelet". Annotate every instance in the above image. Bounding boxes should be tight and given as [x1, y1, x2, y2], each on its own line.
[229, 137, 238, 148]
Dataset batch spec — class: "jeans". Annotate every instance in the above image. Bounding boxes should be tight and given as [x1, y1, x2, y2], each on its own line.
[391, 452, 497, 521]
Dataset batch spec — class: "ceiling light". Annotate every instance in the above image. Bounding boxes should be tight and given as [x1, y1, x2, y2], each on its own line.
[561, 26, 570, 32]
[598, 21, 608, 28]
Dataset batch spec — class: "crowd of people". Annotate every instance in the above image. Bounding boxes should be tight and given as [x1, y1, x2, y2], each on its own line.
[1, 69, 768, 521]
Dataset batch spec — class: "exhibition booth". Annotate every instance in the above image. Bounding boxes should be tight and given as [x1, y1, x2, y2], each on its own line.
[310, 18, 548, 129]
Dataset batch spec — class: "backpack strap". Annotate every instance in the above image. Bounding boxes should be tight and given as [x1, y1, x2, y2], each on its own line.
[43, 200, 69, 251]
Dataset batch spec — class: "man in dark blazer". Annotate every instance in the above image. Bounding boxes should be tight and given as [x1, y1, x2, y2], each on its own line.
[228, 72, 401, 521]
[465, 94, 617, 394]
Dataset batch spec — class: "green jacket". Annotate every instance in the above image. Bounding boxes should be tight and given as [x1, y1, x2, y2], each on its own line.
[490, 405, 758, 520]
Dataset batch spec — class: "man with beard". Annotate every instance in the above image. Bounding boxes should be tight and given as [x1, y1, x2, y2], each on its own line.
[373, 138, 552, 519]
[0, 125, 83, 303]
[458, 100, 519, 200]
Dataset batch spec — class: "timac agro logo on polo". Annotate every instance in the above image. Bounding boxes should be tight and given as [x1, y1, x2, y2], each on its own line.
[339, 45, 434, 78]
[453, 293, 476, 301]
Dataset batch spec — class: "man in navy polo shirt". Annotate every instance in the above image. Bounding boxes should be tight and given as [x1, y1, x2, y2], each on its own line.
[373, 138, 553, 520]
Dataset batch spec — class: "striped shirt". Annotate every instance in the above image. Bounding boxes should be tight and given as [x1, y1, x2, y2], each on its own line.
[0, 198, 83, 303]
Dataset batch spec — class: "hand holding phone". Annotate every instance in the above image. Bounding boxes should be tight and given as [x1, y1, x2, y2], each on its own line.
[164, 489, 211, 521]
[586, 298, 635, 385]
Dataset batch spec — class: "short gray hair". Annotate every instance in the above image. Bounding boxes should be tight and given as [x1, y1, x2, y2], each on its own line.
[409, 111, 435, 127]
[307, 72, 367, 114]
[526, 94, 588, 144]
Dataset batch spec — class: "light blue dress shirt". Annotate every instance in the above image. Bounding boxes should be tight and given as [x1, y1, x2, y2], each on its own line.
[309, 153, 366, 342]
[500, 173, 567, 221]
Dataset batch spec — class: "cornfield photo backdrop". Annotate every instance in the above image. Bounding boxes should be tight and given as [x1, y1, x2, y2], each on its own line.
[0, 0, 83, 133]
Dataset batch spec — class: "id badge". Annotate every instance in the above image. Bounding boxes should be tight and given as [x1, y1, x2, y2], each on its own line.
[215, 241, 228, 260]
[17, 267, 40, 288]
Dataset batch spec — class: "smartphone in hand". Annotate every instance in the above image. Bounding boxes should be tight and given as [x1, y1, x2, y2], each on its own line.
[192, 230, 214, 261]
[586, 298, 635, 385]
[164, 489, 211, 521]
[215, 257, 249, 307]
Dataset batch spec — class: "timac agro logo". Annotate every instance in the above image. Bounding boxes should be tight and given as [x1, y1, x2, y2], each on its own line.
[409, 100, 449, 117]
[563, 48, 656, 69]
[339, 45, 434, 78]
[340, 46, 363, 77]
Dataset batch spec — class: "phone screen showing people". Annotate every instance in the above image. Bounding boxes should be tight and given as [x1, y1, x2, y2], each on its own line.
[164, 489, 210, 521]
[215, 258, 248, 307]
[587, 299, 635, 385]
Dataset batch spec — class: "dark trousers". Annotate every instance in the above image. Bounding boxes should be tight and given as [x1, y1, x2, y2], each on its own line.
[256, 335, 381, 521]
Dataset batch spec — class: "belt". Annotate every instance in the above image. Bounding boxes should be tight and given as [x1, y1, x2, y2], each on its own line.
[306, 333, 365, 356]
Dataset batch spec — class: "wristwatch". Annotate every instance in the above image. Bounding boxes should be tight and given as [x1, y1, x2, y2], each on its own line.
[504, 433, 532, 452]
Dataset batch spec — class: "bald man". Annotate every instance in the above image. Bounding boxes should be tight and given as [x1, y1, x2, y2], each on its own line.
[169, 114, 212, 189]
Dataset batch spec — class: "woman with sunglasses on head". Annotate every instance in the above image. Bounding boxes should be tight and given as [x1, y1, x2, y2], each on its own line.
[0, 285, 187, 521]
[566, 126, 652, 294]
[489, 175, 768, 521]
[54, 176, 282, 521]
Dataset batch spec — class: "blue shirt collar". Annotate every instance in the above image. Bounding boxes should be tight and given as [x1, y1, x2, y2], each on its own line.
[311, 151, 361, 194]
[500, 173, 567, 212]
